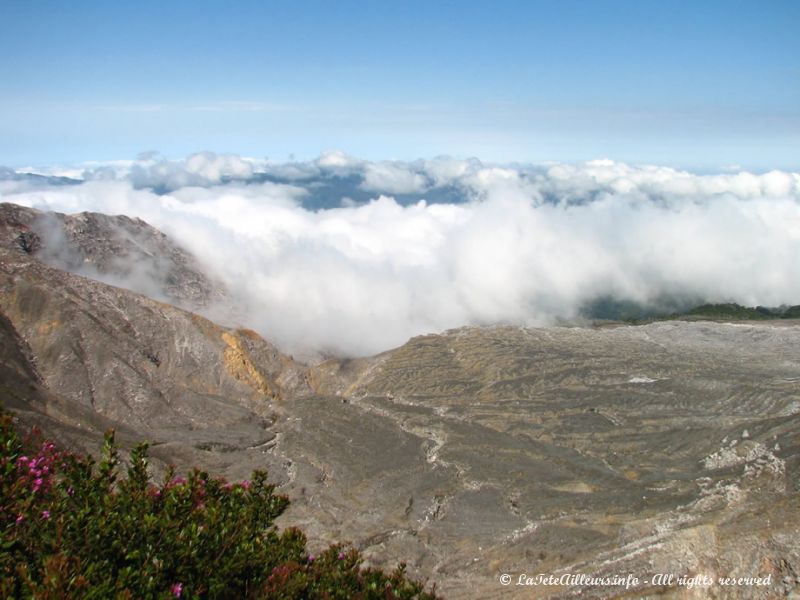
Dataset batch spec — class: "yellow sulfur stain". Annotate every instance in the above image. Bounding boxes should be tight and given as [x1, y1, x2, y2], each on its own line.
[221, 331, 278, 399]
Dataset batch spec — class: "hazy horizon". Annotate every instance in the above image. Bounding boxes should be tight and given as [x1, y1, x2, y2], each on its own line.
[1, 1, 798, 169]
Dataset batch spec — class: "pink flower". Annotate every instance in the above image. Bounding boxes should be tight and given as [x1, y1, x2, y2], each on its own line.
[338, 552, 345, 560]
[171, 582, 183, 597]
[41, 510, 50, 519]
[241, 480, 251, 490]
[307, 554, 315, 562]
[15, 514, 24, 524]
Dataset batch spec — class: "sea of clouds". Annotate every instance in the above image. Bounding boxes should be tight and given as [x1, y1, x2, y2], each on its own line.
[2, 152, 800, 357]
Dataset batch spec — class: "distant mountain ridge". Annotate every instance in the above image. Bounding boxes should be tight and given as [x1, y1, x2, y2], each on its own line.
[583, 296, 800, 324]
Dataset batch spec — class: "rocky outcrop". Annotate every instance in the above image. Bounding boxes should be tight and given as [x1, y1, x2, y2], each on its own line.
[0, 202, 226, 310]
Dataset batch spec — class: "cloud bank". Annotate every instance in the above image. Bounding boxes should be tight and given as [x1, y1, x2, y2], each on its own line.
[3, 153, 800, 357]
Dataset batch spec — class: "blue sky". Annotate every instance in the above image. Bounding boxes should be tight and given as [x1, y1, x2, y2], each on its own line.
[1, 0, 798, 169]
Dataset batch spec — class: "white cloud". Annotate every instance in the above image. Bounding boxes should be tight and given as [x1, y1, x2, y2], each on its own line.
[3, 155, 800, 357]
[316, 150, 361, 169]
[422, 156, 483, 187]
[360, 161, 429, 194]
[121, 152, 260, 190]
[538, 161, 800, 204]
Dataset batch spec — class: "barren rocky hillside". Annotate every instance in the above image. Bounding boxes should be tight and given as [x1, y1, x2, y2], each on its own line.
[1, 203, 798, 598]
[0, 202, 227, 310]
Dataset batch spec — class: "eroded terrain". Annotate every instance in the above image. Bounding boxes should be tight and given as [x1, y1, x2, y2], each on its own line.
[289, 323, 800, 598]
[1, 203, 798, 598]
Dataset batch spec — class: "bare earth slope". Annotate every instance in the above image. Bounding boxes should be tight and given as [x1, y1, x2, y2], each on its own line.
[300, 326, 800, 598]
[0, 203, 798, 598]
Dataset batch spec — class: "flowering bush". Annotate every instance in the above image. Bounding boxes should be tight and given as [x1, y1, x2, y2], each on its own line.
[0, 411, 439, 599]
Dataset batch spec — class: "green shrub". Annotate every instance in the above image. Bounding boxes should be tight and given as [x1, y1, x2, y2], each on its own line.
[0, 411, 439, 599]
[685, 303, 774, 319]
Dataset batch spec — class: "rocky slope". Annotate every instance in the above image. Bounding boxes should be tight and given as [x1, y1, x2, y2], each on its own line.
[0, 205, 308, 481]
[300, 325, 800, 598]
[0, 202, 226, 310]
[1, 202, 798, 598]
